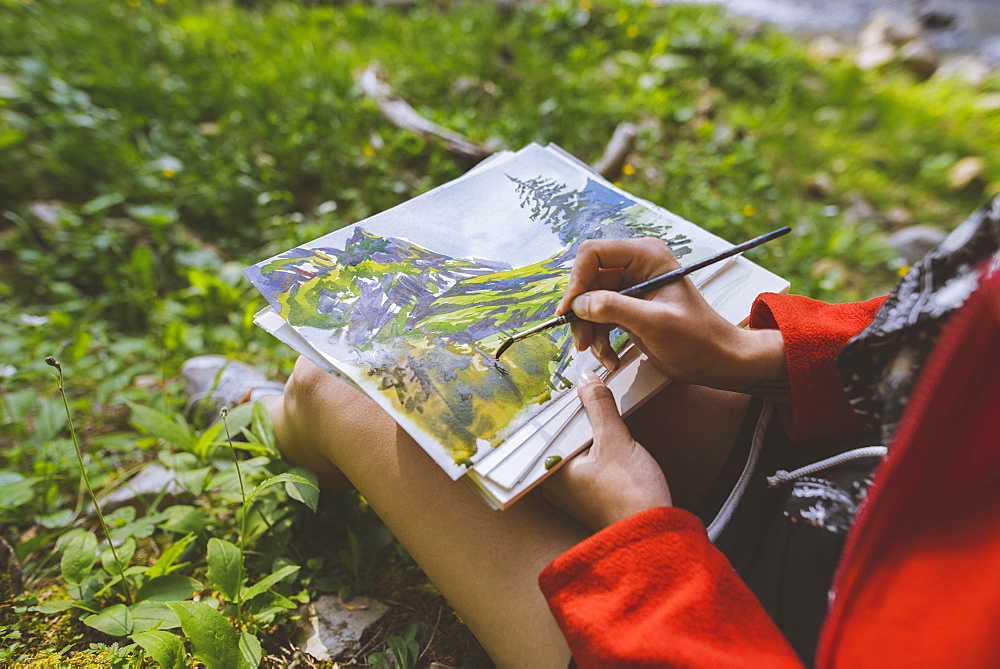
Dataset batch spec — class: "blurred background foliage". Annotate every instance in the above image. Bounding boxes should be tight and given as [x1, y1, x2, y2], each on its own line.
[1, 0, 999, 664]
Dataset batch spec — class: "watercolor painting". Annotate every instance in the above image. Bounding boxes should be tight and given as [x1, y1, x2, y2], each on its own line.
[245, 144, 733, 478]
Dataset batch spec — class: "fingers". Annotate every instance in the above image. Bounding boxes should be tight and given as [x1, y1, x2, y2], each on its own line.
[576, 370, 630, 454]
[557, 238, 679, 316]
[570, 288, 670, 330]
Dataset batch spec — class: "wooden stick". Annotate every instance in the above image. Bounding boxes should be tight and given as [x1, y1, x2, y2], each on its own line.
[357, 64, 492, 164]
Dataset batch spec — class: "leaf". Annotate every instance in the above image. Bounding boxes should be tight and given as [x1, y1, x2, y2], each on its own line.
[60, 530, 98, 585]
[192, 421, 223, 461]
[129, 600, 182, 632]
[127, 402, 194, 451]
[147, 533, 196, 579]
[166, 601, 249, 669]
[135, 574, 202, 602]
[83, 603, 133, 637]
[367, 652, 391, 669]
[158, 505, 205, 534]
[241, 565, 299, 602]
[246, 473, 318, 509]
[207, 538, 242, 601]
[32, 599, 78, 614]
[101, 537, 136, 577]
[239, 631, 262, 668]
[132, 630, 186, 669]
[82, 191, 125, 215]
[284, 467, 319, 512]
[250, 401, 277, 454]
[175, 466, 211, 495]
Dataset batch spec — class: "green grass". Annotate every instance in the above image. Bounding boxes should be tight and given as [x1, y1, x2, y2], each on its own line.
[1, 0, 999, 665]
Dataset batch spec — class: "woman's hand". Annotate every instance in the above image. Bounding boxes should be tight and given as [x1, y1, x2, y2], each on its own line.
[543, 371, 672, 531]
[558, 237, 787, 394]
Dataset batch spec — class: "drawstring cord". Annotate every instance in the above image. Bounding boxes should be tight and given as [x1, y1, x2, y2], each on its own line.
[766, 446, 888, 488]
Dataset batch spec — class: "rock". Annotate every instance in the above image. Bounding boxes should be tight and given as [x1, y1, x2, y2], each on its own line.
[844, 192, 877, 223]
[97, 464, 187, 512]
[948, 156, 986, 191]
[976, 93, 1000, 112]
[886, 225, 947, 264]
[805, 172, 835, 198]
[884, 205, 915, 228]
[935, 55, 992, 86]
[855, 41, 895, 70]
[809, 35, 843, 61]
[855, 9, 923, 70]
[899, 39, 939, 79]
[295, 594, 391, 661]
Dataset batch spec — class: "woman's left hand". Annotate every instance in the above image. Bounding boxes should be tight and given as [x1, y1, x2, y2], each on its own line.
[542, 370, 672, 531]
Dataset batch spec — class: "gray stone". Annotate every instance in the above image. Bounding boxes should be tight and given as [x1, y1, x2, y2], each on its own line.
[948, 156, 986, 191]
[899, 39, 940, 78]
[295, 594, 391, 661]
[886, 225, 948, 265]
[97, 464, 187, 512]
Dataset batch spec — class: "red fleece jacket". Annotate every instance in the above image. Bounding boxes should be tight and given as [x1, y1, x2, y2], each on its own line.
[540, 272, 1000, 668]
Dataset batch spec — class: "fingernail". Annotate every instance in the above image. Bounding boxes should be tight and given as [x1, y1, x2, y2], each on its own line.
[570, 294, 590, 317]
[579, 369, 600, 385]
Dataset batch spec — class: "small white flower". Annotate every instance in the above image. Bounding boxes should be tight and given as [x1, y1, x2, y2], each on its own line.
[0, 364, 16, 378]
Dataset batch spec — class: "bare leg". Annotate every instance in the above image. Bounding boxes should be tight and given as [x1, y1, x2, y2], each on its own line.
[265, 357, 587, 668]
[265, 357, 751, 667]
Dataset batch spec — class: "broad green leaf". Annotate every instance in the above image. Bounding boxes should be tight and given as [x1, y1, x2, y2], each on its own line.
[129, 600, 182, 632]
[146, 533, 196, 579]
[246, 473, 318, 509]
[31, 599, 78, 614]
[241, 565, 300, 601]
[250, 401, 277, 454]
[284, 467, 319, 512]
[83, 603, 133, 637]
[0, 476, 37, 511]
[175, 466, 211, 495]
[367, 652, 391, 669]
[158, 505, 205, 534]
[167, 601, 249, 669]
[158, 450, 198, 470]
[192, 421, 223, 461]
[239, 631, 262, 668]
[82, 191, 126, 215]
[132, 630, 186, 669]
[207, 538, 242, 601]
[135, 574, 202, 602]
[101, 537, 136, 577]
[127, 402, 194, 451]
[60, 530, 98, 585]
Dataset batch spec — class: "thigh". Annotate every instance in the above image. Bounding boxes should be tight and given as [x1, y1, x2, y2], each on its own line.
[269, 356, 587, 669]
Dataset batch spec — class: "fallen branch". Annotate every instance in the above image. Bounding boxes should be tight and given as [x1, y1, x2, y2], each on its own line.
[357, 63, 639, 178]
[357, 64, 492, 164]
[591, 122, 638, 181]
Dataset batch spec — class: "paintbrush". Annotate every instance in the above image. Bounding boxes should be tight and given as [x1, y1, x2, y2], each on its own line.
[494, 226, 791, 359]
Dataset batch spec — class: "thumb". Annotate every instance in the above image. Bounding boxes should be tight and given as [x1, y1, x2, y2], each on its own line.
[576, 370, 631, 454]
[571, 290, 659, 330]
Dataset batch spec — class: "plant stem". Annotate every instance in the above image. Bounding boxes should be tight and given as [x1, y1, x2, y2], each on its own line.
[46, 357, 131, 604]
[222, 408, 247, 624]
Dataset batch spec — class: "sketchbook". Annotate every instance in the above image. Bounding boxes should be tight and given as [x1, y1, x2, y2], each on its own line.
[245, 143, 788, 509]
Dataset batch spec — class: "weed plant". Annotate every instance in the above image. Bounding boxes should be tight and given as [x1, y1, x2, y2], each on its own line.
[1, 0, 999, 665]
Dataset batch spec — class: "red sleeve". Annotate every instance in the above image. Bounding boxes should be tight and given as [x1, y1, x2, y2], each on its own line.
[539, 507, 803, 669]
[749, 293, 887, 441]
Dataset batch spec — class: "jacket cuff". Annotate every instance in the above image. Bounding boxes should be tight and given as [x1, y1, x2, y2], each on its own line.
[750, 293, 886, 441]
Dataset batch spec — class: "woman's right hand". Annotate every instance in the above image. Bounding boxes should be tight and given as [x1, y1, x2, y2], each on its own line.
[558, 237, 787, 394]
